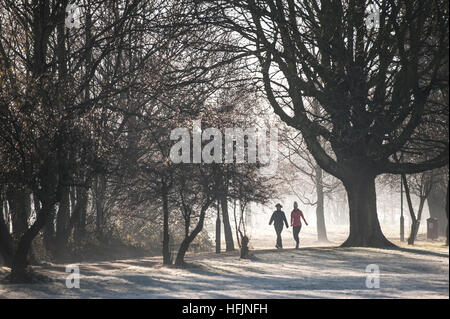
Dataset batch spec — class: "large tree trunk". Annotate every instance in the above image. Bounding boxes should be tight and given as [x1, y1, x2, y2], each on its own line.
[10, 200, 54, 283]
[5, 187, 35, 261]
[10, 162, 59, 282]
[7, 187, 31, 241]
[341, 173, 394, 247]
[315, 165, 328, 242]
[220, 185, 234, 251]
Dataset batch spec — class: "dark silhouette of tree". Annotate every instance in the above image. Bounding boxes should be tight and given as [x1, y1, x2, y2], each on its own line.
[194, 0, 449, 247]
[0, 0, 187, 281]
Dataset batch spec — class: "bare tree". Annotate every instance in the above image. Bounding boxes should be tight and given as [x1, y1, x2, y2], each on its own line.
[401, 171, 435, 245]
[0, 0, 182, 281]
[195, 0, 449, 247]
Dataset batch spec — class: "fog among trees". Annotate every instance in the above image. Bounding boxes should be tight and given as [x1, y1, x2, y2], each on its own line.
[0, 0, 448, 299]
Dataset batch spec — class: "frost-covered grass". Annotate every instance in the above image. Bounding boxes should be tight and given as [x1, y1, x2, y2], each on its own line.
[1, 225, 448, 299]
[1, 242, 448, 299]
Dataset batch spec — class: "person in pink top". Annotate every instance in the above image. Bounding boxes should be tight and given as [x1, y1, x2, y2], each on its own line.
[291, 201, 308, 249]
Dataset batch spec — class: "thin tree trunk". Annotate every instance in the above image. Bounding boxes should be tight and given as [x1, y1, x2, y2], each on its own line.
[72, 6, 92, 245]
[446, 180, 449, 246]
[401, 174, 427, 245]
[3, 200, 10, 232]
[233, 199, 241, 248]
[427, 185, 447, 236]
[220, 185, 234, 251]
[162, 186, 171, 265]
[175, 203, 209, 266]
[409, 197, 426, 245]
[95, 174, 107, 242]
[70, 186, 76, 215]
[54, 186, 71, 260]
[73, 187, 89, 242]
[0, 197, 14, 267]
[341, 173, 394, 247]
[315, 165, 328, 242]
[215, 200, 221, 253]
[42, 204, 57, 255]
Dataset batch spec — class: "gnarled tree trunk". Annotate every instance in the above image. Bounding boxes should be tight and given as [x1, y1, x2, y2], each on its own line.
[175, 203, 209, 267]
[341, 172, 394, 247]
[10, 200, 55, 282]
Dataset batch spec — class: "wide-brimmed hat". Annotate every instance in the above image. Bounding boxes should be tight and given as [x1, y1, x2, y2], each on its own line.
[275, 203, 282, 208]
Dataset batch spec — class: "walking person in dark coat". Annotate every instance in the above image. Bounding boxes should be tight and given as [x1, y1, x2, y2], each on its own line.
[269, 203, 289, 249]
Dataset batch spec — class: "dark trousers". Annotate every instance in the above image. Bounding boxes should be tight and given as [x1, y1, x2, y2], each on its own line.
[293, 225, 302, 248]
[275, 225, 283, 248]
